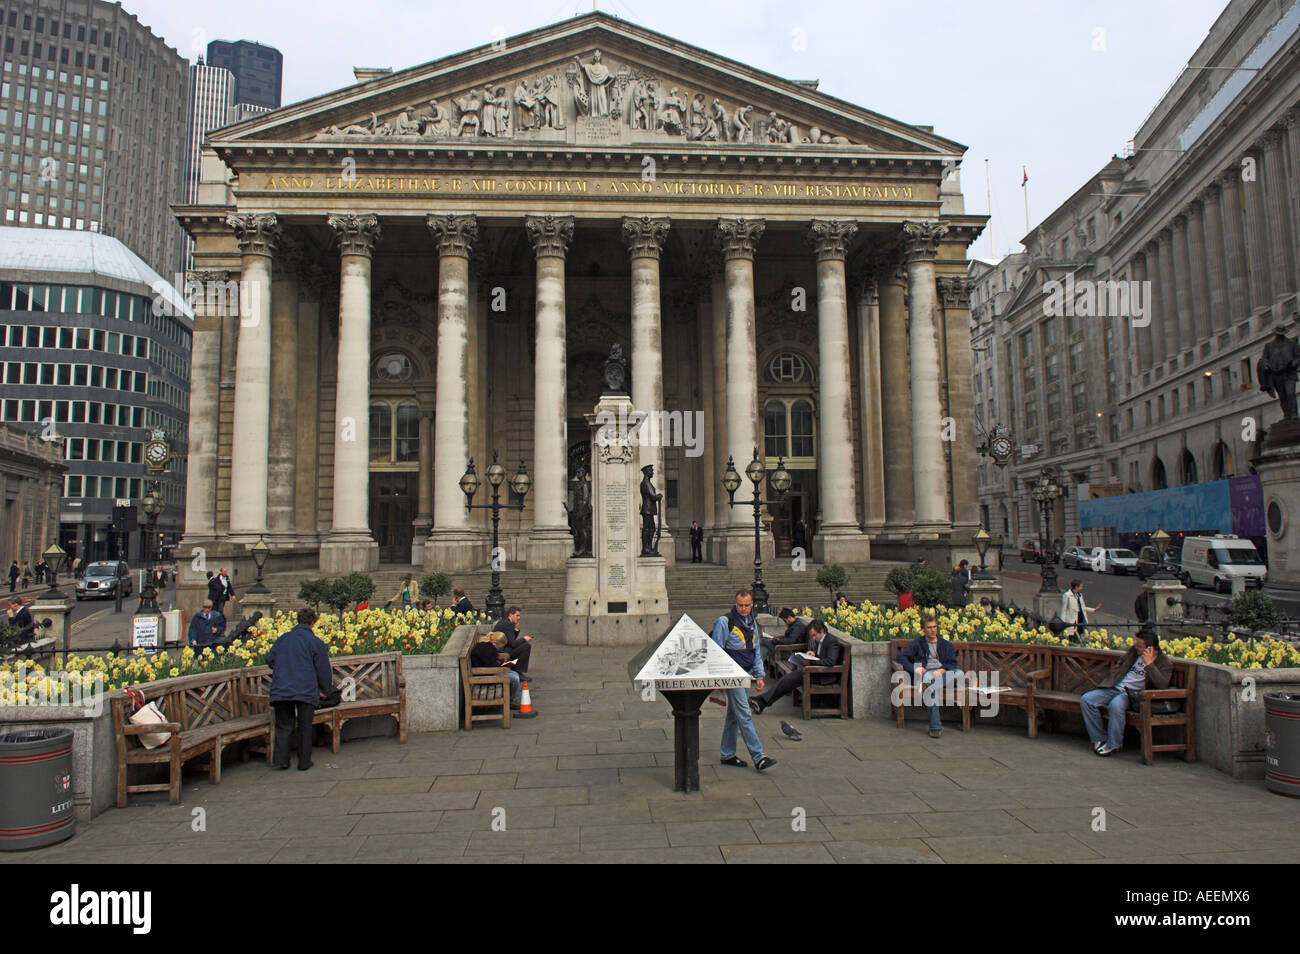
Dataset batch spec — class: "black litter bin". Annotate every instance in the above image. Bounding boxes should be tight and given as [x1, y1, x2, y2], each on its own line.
[0, 728, 76, 849]
[1264, 692, 1300, 798]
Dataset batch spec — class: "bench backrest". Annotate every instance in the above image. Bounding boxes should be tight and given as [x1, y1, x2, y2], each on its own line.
[110, 670, 245, 735]
[959, 643, 1052, 689]
[1052, 646, 1193, 695]
[244, 651, 403, 701]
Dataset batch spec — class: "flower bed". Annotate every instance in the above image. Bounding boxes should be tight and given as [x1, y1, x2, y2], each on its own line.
[819, 602, 1300, 670]
[0, 606, 484, 698]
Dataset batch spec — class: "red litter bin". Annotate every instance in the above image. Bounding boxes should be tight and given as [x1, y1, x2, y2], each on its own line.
[1264, 692, 1300, 797]
[0, 728, 77, 849]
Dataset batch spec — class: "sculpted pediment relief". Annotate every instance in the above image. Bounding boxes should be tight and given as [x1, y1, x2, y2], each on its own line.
[217, 16, 958, 157]
[310, 49, 858, 149]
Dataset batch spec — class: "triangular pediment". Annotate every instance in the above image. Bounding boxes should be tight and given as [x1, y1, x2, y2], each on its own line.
[212, 14, 963, 158]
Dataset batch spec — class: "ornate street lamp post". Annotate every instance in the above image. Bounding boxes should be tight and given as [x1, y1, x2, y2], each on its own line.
[721, 447, 791, 615]
[1031, 466, 1065, 599]
[138, 488, 164, 613]
[43, 542, 67, 596]
[973, 528, 993, 580]
[461, 452, 531, 622]
[247, 535, 271, 595]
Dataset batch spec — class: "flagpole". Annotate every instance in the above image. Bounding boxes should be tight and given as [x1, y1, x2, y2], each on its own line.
[1022, 167, 1030, 235]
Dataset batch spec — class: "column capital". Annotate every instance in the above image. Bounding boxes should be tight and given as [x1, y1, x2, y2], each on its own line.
[328, 213, 382, 257]
[900, 220, 947, 263]
[185, 268, 231, 287]
[227, 212, 280, 257]
[524, 213, 574, 258]
[936, 276, 974, 308]
[1218, 166, 1242, 189]
[716, 217, 765, 260]
[858, 278, 880, 306]
[1258, 127, 1283, 151]
[1284, 106, 1300, 129]
[807, 218, 858, 262]
[1200, 180, 1222, 205]
[1187, 198, 1204, 217]
[427, 213, 479, 258]
[1157, 226, 1174, 247]
[1172, 212, 1188, 232]
[621, 215, 671, 259]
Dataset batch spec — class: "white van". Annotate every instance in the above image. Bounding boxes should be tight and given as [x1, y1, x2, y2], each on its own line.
[1179, 535, 1267, 592]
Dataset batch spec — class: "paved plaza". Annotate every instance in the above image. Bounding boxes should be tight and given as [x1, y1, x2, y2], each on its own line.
[7, 637, 1297, 865]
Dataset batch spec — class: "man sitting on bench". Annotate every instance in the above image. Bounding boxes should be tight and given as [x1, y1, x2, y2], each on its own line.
[751, 619, 840, 714]
[471, 632, 521, 710]
[1080, 625, 1171, 757]
[896, 610, 963, 738]
[760, 607, 808, 668]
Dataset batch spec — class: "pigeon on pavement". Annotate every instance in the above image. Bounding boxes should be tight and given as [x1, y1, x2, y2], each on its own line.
[780, 720, 802, 741]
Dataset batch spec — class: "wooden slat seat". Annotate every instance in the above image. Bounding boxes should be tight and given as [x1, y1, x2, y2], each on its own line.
[460, 638, 511, 729]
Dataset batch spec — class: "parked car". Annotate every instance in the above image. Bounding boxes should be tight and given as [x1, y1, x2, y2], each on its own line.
[1019, 539, 1059, 564]
[1062, 546, 1092, 570]
[75, 561, 132, 601]
[1092, 548, 1139, 575]
[1180, 535, 1267, 592]
[1136, 545, 1180, 579]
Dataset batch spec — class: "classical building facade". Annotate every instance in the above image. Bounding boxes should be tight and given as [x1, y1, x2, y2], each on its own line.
[175, 14, 984, 599]
[0, 421, 64, 568]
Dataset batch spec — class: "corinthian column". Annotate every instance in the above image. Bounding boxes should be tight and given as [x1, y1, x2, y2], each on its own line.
[1242, 148, 1273, 311]
[1261, 129, 1295, 300]
[320, 213, 381, 574]
[1284, 108, 1300, 295]
[716, 217, 767, 567]
[226, 213, 278, 540]
[856, 279, 886, 535]
[878, 265, 913, 532]
[524, 214, 574, 569]
[1218, 169, 1251, 330]
[902, 221, 950, 532]
[808, 218, 869, 561]
[1131, 253, 1152, 371]
[1155, 230, 1176, 369]
[938, 275, 979, 534]
[1170, 214, 1194, 349]
[267, 239, 301, 542]
[1200, 184, 1228, 336]
[180, 269, 228, 545]
[623, 215, 674, 563]
[426, 213, 479, 572]
[1186, 201, 1212, 343]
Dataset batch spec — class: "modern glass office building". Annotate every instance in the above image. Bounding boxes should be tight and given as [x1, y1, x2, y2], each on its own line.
[0, 226, 191, 565]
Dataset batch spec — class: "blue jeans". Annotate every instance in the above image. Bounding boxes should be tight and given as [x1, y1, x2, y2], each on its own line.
[920, 668, 963, 730]
[508, 670, 521, 704]
[1080, 687, 1129, 750]
[720, 687, 764, 762]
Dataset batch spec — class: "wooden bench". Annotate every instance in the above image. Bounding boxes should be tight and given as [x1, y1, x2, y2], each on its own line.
[459, 638, 512, 729]
[886, 639, 1197, 764]
[1025, 646, 1196, 764]
[770, 631, 851, 719]
[889, 637, 978, 731]
[110, 670, 270, 807]
[245, 652, 407, 759]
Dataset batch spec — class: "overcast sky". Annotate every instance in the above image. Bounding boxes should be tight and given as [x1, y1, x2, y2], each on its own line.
[130, 0, 1226, 259]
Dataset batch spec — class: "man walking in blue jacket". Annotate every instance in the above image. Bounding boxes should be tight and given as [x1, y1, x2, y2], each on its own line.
[710, 589, 775, 772]
[268, 606, 332, 771]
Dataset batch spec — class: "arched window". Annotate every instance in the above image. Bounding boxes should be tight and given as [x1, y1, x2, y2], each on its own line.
[373, 351, 414, 382]
[1212, 442, 1234, 480]
[1152, 457, 1167, 490]
[762, 398, 816, 461]
[763, 351, 815, 385]
[369, 400, 422, 465]
[1179, 449, 1198, 486]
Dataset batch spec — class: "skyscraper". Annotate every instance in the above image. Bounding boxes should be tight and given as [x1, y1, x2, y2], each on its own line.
[206, 39, 281, 110]
[0, 0, 191, 278]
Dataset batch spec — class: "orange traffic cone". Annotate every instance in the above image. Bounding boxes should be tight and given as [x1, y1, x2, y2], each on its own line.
[517, 680, 536, 717]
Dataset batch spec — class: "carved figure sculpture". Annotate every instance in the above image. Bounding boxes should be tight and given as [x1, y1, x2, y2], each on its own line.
[514, 79, 539, 130]
[630, 81, 651, 130]
[565, 465, 593, 558]
[711, 98, 730, 141]
[660, 88, 686, 135]
[572, 50, 615, 117]
[454, 89, 482, 136]
[730, 104, 753, 142]
[640, 464, 662, 557]
[1258, 324, 1300, 420]
[539, 74, 565, 129]
[689, 93, 716, 140]
[392, 107, 420, 136]
[417, 99, 451, 137]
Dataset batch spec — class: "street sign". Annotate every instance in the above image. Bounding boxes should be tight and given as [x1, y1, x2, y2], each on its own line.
[632, 615, 751, 691]
[132, 615, 160, 654]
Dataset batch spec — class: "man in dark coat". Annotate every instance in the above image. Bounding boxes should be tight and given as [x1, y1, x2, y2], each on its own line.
[491, 605, 533, 679]
[896, 611, 963, 738]
[760, 607, 808, 668]
[751, 619, 841, 714]
[8, 561, 18, 593]
[267, 607, 332, 771]
[689, 521, 704, 563]
[949, 560, 970, 607]
[450, 588, 474, 614]
[187, 599, 226, 650]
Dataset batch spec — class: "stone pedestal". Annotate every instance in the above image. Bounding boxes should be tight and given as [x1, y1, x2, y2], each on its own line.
[1034, 587, 1063, 623]
[815, 528, 872, 564]
[1144, 577, 1186, 624]
[562, 393, 670, 645]
[967, 576, 1004, 608]
[239, 590, 278, 621]
[30, 594, 72, 655]
[1253, 437, 1300, 616]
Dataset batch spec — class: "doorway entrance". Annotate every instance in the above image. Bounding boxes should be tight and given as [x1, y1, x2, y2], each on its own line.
[370, 472, 417, 563]
[771, 470, 816, 558]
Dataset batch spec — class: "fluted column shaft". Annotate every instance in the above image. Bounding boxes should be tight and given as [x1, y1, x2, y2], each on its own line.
[416, 413, 433, 525]
[294, 271, 323, 541]
[879, 268, 913, 529]
[227, 213, 278, 537]
[1170, 215, 1194, 348]
[718, 218, 765, 530]
[939, 276, 979, 530]
[1201, 185, 1228, 337]
[1242, 149, 1273, 310]
[809, 219, 859, 536]
[709, 273, 729, 536]
[857, 281, 886, 533]
[1131, 254, 1152, 372]
[1284, 109, 1300, 295]
[267, 254, 300, 537]
[1186, 202, 1212, 343]
[1219, 170, 1251, 329]
[181, 269, 228, 540]
[321, 213, 381, 573]
[428, 214, 477, 536]
[902, 221, 949, 530]
[623, 215, 672, 555]
[1261, 129, 1295, 298]
[525, 214, 574, 567]
[1155, 230, 1176, 368]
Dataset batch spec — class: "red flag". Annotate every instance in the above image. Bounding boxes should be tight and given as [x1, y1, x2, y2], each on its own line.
[1022, 167, 1029, 187]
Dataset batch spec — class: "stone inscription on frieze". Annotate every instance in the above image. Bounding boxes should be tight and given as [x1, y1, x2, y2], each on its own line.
[605, 478, 629, 591]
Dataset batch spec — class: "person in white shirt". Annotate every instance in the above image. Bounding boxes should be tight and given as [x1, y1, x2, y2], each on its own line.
[1060, 579, 1100, 642]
